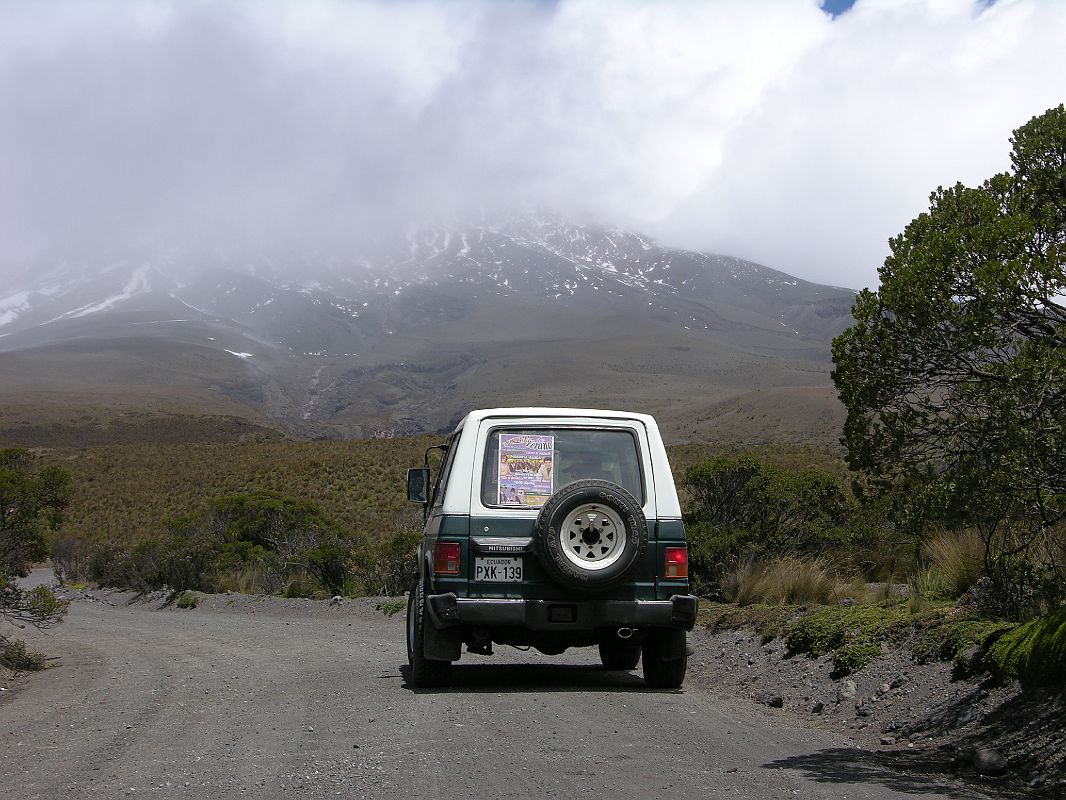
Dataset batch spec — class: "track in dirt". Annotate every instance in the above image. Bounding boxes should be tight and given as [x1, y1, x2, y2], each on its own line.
[2, 586, 989, 800]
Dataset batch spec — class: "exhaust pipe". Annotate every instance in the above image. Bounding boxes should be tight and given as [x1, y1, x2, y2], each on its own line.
[616, 627, 634, 639]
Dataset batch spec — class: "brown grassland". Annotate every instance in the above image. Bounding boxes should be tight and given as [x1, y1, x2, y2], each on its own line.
[34, 436, 845, 546]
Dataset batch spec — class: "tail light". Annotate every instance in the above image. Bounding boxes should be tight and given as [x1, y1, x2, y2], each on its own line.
[664, 546, 688, 580]
[434, 541, 461, 575]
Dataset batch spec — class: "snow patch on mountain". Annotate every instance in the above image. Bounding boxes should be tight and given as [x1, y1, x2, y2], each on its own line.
[0, 214, 857, 360]
[0, 284, 62, 327]
[64, 265, 153, 320]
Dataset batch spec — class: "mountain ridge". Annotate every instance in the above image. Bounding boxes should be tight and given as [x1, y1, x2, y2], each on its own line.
[0, 215, 856, 445]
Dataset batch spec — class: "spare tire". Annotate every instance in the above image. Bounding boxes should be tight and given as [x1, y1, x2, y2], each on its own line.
[533, 479, 647, 592]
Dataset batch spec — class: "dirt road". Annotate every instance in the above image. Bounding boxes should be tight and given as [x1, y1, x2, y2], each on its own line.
[2, 582, 988, 800]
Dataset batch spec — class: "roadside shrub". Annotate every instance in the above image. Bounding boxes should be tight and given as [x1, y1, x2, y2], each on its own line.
[213, 491, 332, 550]
[681, 455, 857, 589]
[361, 527, 420, 596]
[832, 640, 884, 676]
[47, 492, 425, 600]
[957, 556, 1064, 621]
[174, 591, 200, 609]
[124, 530, 219, 593]
[215, 539, 270, 574]
[306, 539, 352, 596]
[214, 563, 280, 595]
[86, 543, 130, 587]
[783, 603, 909, 676]
[51, 536, 94, 584]
[836, 495, 912, 582]
[1, 449, 72, 641]
[376, 598, 406, 617]
[340, 573, 370, 598]
[0, 639, 48, 671]
[281, 572, 325, 599]
[21, 585, 69, 622]
[986, 607, 1066, 686]
[684, 524, 747, 595]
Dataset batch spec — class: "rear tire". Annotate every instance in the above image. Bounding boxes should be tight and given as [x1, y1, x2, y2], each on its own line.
[599, 641, 641, 670]
[641, 630, 688, 688]
[407, 578, 452, 688]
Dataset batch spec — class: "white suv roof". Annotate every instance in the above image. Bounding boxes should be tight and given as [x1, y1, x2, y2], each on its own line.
[443, 407, 681, 519]
[455, 407, 658, 430]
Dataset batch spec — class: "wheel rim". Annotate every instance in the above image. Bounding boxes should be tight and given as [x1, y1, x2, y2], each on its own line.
[557, 503, 627, 571]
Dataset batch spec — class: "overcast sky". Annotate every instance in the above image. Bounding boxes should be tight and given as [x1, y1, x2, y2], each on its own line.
[1, 0, 1063, 290]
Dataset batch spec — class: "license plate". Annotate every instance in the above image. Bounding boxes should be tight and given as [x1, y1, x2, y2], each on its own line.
[474, 557, 523, 582]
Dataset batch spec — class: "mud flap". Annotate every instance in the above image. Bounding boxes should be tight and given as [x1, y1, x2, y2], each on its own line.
[423, 619, 462, 661]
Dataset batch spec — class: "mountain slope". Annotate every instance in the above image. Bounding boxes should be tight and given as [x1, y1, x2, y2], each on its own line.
[0, 215, 856, 445]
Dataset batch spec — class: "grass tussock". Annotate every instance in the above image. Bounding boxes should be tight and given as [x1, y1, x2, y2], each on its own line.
[720, 556, 841, 606]
[922, 529, 985, 597]
[908, 567, 955, 613]
[213, 564, 277, 596]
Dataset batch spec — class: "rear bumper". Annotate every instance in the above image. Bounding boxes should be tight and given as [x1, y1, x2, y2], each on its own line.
[426, 593, 698, 632]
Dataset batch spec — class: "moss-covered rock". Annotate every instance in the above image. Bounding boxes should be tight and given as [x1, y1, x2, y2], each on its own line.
[913, 617, 1016, 675]
[986, 608, 1066, 687]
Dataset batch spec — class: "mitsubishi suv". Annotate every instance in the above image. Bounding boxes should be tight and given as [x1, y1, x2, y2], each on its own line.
[405, 407, 697, 688]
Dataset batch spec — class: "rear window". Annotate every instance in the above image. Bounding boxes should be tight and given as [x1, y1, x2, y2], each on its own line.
[481, 427, 644, 508]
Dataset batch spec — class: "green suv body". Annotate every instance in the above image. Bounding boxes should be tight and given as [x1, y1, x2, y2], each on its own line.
[406, 407, 697, 688]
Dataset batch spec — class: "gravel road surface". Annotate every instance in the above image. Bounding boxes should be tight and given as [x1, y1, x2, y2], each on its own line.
[2, 580, 990, 800]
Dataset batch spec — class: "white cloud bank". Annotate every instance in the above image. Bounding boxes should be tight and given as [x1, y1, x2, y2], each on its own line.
[0, 0, 1063, 289]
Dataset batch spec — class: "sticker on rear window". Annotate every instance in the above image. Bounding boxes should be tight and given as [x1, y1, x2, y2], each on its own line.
[498, 433, 554, 506]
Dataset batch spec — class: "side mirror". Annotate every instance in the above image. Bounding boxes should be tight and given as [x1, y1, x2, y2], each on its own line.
[407, 467, 430, 504]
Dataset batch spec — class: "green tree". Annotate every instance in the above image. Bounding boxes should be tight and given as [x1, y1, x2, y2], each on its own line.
[832, 105, 1066, 615]
[1, 448, 71, 643]
[681, 455, 855, 588]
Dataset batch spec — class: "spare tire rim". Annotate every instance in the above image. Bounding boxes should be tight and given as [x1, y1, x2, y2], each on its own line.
[558, 503, 626, 571]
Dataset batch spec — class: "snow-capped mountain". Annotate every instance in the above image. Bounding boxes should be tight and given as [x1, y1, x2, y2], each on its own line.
[0, 215, 856, 443]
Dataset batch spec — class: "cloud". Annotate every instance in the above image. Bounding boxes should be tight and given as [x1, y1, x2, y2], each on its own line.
[0, 0, 1063, 289]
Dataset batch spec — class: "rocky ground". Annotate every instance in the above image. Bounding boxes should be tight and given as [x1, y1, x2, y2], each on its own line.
[687, 627, 1064, 798]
